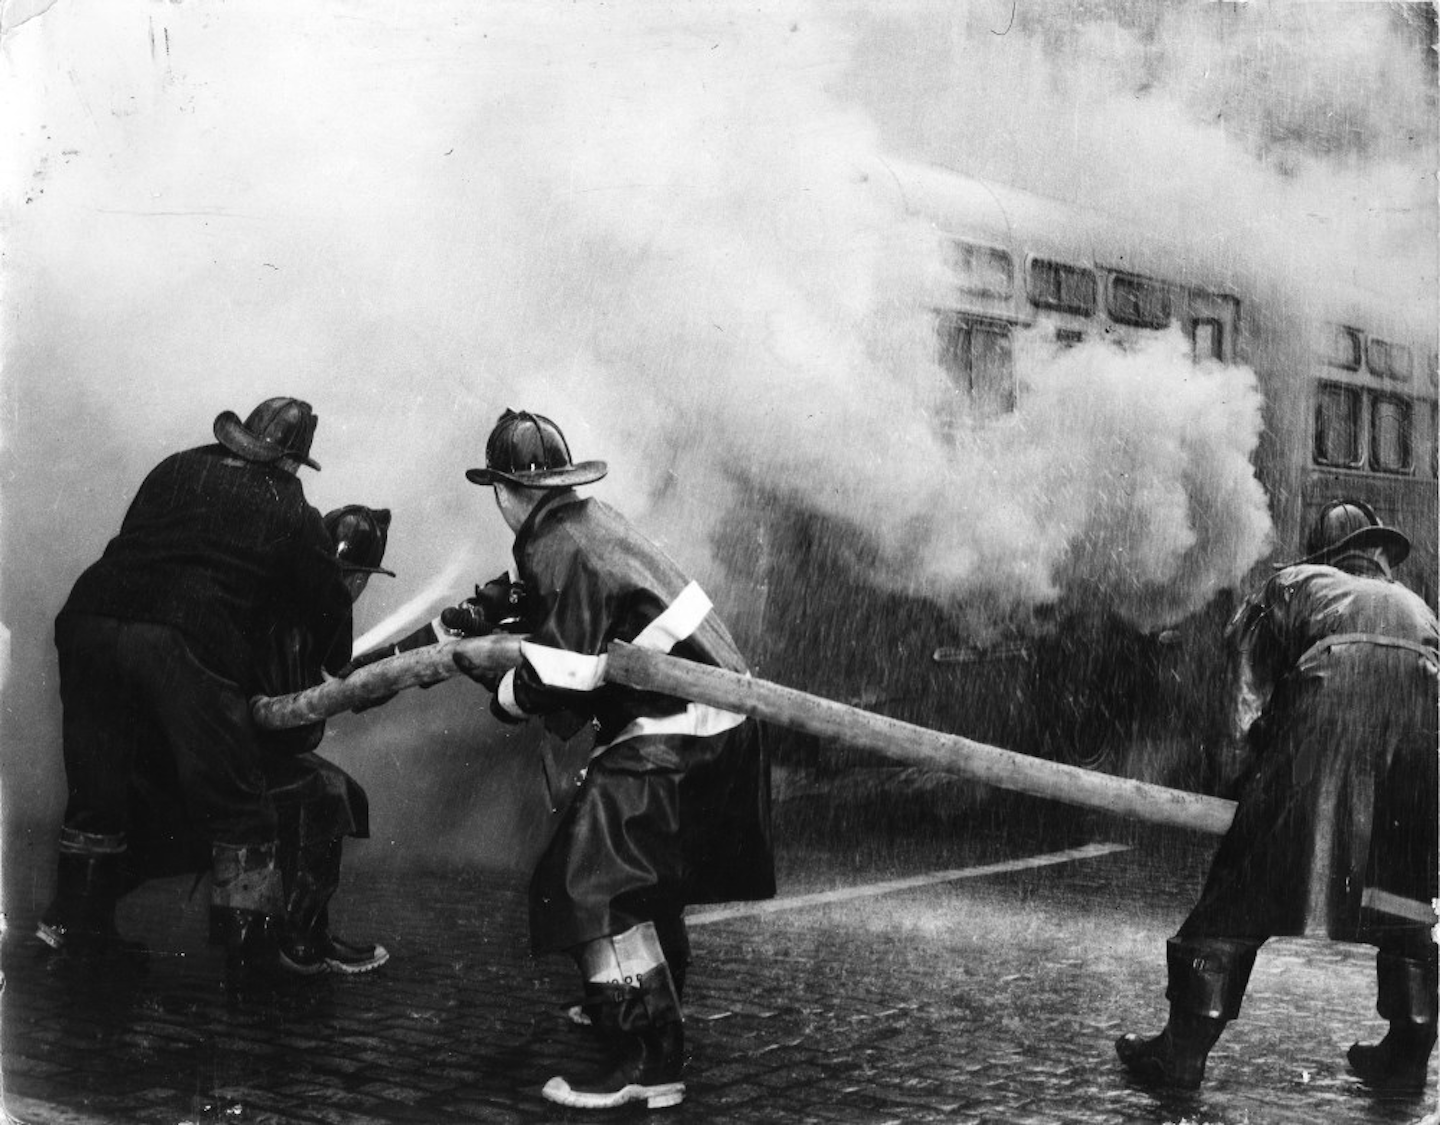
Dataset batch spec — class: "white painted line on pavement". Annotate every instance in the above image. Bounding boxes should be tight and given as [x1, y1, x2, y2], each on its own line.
[688, 842, 1131, 927]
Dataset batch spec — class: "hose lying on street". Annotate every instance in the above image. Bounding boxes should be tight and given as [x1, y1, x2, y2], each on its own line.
[250, 636, 1435, 925]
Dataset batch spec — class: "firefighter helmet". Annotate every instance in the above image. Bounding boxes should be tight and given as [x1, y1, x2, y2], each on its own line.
[324, 505, 396, 576]
[1282, 498, 1410, 569]
[465, 409, 607, 490]
[213, 397, 321, 470]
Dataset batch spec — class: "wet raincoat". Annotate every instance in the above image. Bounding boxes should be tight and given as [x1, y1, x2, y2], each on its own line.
[1180, 557, 1438, 945]
[491, 491, 774, 953]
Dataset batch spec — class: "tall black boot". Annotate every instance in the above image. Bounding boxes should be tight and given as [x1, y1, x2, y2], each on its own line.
[1116, 937, 1257, 1089]
[36, 852, 147, 961]
[213, 908, 278, 996]
[210, 842, 283, 991]
[275, 839, 387, 976]
[1348, 949, 1438, 1091]
[543, 962, 686, 1110]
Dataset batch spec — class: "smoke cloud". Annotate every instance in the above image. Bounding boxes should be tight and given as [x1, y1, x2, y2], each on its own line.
[2, 1, 1431, 866]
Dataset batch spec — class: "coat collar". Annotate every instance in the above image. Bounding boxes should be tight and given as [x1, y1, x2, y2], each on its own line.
[514, 488, 582, 558]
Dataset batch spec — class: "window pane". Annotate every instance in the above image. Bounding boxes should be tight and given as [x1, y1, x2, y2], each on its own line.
[948, 241, 1014, 298]
[1370, 338, 1412, 381]
[1320, 325, 1362, 370]
[971, 327, 1015, 415]
[1108, 275, 1171, 328]
[1314, 384, 1362, 466]
[1028, 259, 1096, 315]
[1370, 394, 1413, 472]
[936, 316, 1015, 416]
[1191, 319, 1223, 362]
[936, 316, 969, 393]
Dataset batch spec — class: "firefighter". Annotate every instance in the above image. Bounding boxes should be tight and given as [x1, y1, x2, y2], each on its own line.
[37, 398, 353, 984]
[253, 505, 395, 976]
[451, 409, 775, 1111]
[1117, 499, 1439, 1092]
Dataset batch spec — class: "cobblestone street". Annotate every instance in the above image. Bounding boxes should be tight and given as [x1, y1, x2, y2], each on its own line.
[3, 784, 1436, 1124]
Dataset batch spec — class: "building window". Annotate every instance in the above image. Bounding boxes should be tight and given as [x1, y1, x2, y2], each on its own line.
[1314, 383, 1363, 468]
[1320, 325, 1363, 370]
[938, 316, 1015, 416]
[1190, 318, 1224, 362]
[947, 241, 1014, 298]
[1028, 259, 1096, 316]
[1108, 274, 1171, 328]
[1370, 393, 1413, 473]
[1369, 338, 1413, 381]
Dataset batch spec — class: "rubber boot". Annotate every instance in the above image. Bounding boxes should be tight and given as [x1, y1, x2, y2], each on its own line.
[567, 915, 689, 1029]
[211, 842, 284, 992]
[543, 962, 686, 1110]
[1348, 950, 1438, 1091]
[275, 839, 386, 975]
[654, 913, 691, 1003]
[1116, 937, 1257, 1090]
[36, 851, 148, 962]
[214, 908, 278, 995]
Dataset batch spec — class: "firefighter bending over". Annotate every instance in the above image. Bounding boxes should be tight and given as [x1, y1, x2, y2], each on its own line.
[37, 399, 354, 986]
[1117, 500, 1438, 1092]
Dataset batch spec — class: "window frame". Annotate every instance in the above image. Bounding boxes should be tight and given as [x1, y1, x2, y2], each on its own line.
[1368, 391, 1415, 475]
[1320, 324, 1363, 371]
[1368, 338, 1414, 382]
[1106, 273, 1172, 329]
[1189, 317, 1224, 363]
[935, 313, 1017, 417]
[946, 240, 1015, 299]
[1313, 380, 1365, 470]
[1026, 256, 1097, 317]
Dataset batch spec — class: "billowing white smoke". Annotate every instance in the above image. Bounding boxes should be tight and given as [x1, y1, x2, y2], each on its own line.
[840, 2, 1436, 325]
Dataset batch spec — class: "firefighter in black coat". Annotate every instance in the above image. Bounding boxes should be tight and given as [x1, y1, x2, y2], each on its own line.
[453, 410, 775, 1112]
[1117, 500, 1439, 1091]
[39, 398, 353, 982]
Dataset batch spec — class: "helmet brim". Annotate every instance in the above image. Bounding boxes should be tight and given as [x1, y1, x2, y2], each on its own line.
[340, 563, 397, 577]
[465, 460, 608, 489]
[213, 410, 321, 471]
[1274, 525, 1411, 570]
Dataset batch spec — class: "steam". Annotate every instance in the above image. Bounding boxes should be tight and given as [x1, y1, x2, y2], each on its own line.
[2, 1, 1431, 863]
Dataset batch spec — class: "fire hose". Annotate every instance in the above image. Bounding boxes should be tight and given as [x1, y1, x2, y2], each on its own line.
[251, 636, 1435, 925]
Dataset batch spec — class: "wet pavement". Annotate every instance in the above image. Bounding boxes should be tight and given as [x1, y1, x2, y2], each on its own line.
[3, 772, 1437, 1125]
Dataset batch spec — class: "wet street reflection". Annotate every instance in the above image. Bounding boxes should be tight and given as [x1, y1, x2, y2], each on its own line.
[5, 774, 1434, 1124]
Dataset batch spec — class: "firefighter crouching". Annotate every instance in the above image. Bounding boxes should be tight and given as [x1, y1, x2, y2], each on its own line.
[446, 409, 775, 1112]
[250, 504, 396, 976]
[1117, 499, 1439, 1091]
[38, 399, 354, 984]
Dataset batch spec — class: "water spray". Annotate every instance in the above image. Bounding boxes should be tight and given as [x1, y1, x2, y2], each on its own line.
[352, 553, 471, 655]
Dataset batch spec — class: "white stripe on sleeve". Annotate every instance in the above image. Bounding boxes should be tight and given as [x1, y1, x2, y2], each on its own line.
[519, 640, 609, 692]
[496, 668, 526, 719]
[632, 581, 712, 654]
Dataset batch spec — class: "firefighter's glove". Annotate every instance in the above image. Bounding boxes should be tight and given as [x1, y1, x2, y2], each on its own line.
[452, 648, 505, 695]
[476, 575, 532, 634]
